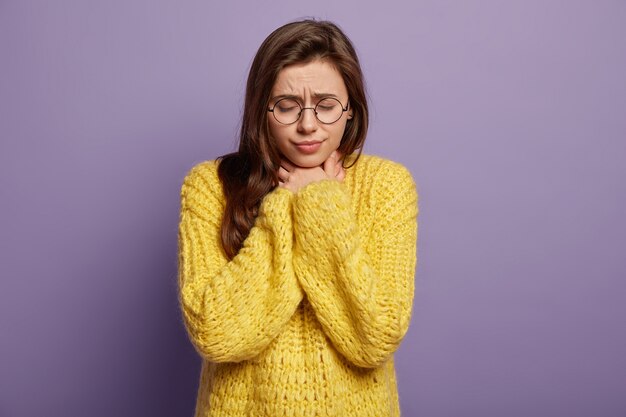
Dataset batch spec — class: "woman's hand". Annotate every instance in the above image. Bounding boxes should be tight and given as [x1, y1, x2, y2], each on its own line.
[278, 150, 345, 193]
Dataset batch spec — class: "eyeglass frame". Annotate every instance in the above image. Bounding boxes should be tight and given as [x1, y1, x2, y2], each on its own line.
[267, 96, 350, 125]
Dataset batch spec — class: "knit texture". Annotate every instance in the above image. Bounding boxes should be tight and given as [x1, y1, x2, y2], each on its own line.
[177, 153, 419, 417]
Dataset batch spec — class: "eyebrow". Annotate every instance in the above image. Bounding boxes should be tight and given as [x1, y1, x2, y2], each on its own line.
[270, 92, 340, 102]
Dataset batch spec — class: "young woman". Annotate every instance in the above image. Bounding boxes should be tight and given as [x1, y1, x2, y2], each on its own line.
[177, 19, 419, 417]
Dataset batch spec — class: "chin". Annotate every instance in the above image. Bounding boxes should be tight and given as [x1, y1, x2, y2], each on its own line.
[287, 153, 328, 168]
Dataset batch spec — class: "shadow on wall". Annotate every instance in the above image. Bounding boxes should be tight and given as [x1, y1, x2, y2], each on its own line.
[153, 262, 202, 415]
[140, 216, 202, 416]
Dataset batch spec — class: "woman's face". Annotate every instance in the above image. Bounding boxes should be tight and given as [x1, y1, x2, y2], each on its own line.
[268, 59, 352, 168]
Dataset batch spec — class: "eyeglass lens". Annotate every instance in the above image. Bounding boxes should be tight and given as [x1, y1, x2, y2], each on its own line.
[272, 98, 345, 124]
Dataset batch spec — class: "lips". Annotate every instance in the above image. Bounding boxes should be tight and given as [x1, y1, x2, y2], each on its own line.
[293, 140, 324, 154]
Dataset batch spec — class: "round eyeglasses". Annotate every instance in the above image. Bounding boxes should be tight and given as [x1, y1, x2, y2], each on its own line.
[268, 97, 349, 125]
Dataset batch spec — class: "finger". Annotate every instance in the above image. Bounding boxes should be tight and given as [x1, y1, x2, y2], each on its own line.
[334, 158, 343, 176]
[323, 153, 336, 176]
[277, 166, 290, 181]
[337, 166, 346, 182]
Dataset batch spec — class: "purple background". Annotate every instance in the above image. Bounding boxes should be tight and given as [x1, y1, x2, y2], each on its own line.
[1, 1, 625, 416]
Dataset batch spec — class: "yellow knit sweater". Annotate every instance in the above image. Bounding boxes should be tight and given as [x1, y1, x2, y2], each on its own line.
[177, 153, 419, 417]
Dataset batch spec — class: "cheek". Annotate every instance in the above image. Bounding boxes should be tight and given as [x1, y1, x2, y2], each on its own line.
[267, 118, 281, 140]
[330, 121, 349, 144]
[268, 122, 291, 152]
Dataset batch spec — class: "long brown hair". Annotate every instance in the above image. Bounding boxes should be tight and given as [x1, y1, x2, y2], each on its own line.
[217, 19, 369, 259]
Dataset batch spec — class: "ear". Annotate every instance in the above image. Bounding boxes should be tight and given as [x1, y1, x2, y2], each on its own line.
[347, 108, 354, 120]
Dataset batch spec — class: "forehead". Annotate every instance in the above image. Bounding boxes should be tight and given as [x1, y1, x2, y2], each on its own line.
[272, 59, 348, 97]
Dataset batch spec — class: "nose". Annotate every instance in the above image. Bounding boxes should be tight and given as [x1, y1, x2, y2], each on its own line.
[297, 107, 318, 133]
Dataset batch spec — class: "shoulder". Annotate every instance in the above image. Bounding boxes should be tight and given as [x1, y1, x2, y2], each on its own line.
[349, 154, 418, 220]
[357, 153, 413, 176]
[180, 159, 224, 210]
[347, 153, 417, 195]
[183, 160, 219, 188]
[182, 159, 220, 185]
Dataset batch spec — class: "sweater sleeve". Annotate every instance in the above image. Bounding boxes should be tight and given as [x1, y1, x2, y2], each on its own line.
[292, 163, 418, 368]
[177, 161, 303, 363]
